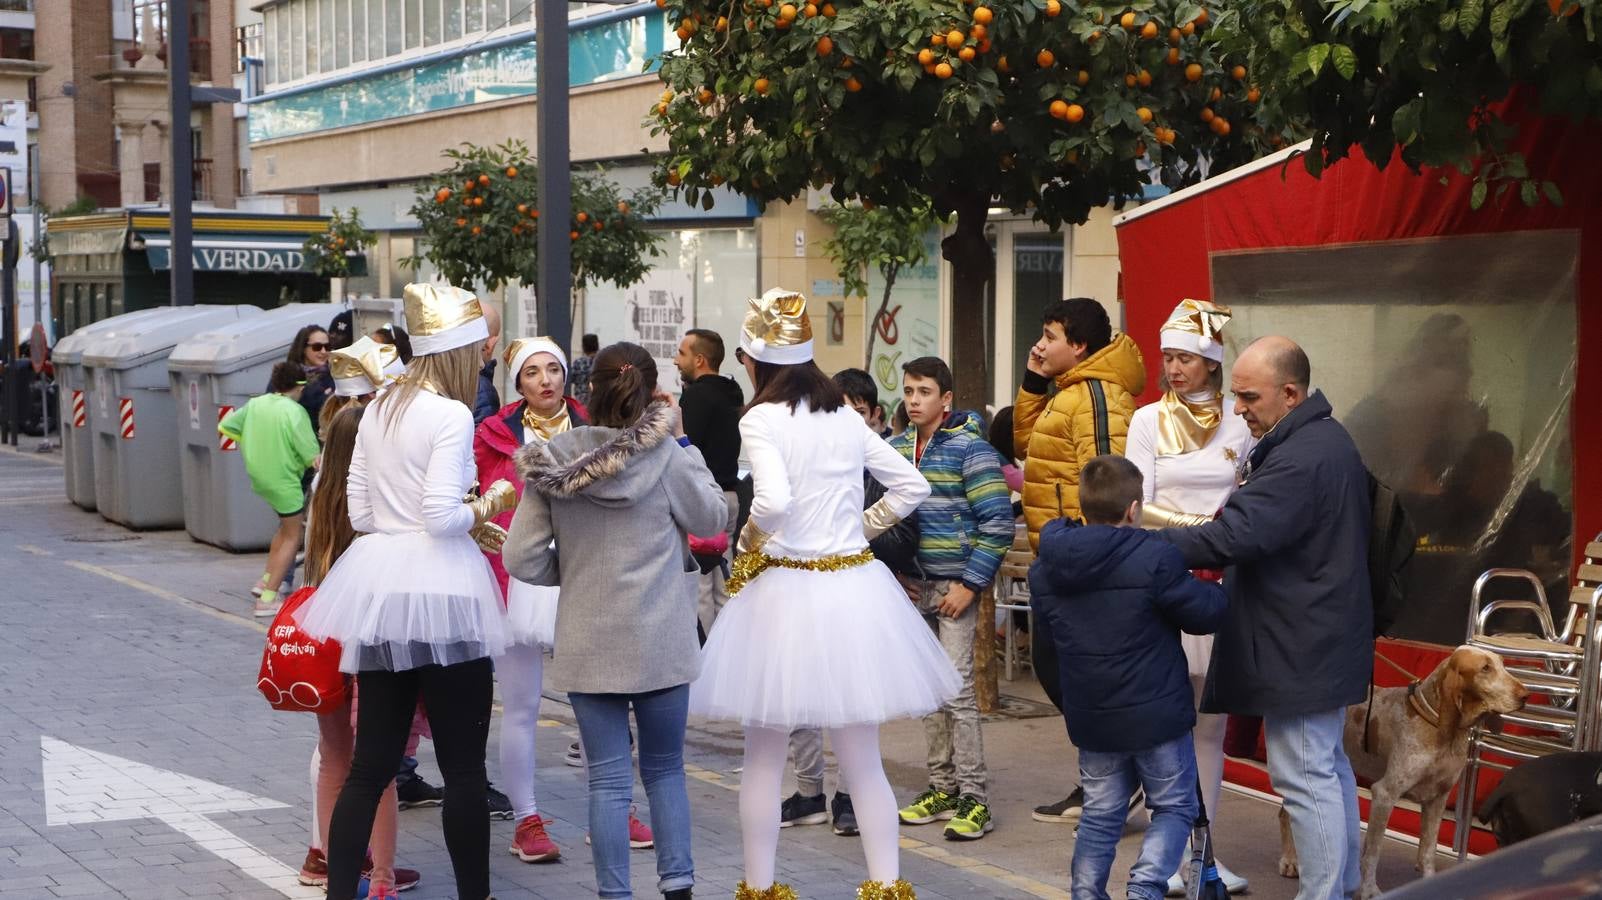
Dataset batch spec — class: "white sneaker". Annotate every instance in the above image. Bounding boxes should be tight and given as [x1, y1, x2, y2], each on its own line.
[253, 597, 282, 618]
[1215, 859, 1248, 894]
[1165, 871, 1186, 898]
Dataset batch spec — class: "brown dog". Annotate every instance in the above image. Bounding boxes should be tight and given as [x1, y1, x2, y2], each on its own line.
[1277, 645, 1529, 899]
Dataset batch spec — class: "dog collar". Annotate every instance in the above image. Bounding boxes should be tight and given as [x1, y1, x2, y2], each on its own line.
[1407, 680, 1440, 728]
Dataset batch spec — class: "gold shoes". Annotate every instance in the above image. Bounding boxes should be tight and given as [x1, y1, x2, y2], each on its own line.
[857, 880, 916, 900]
[734, 882, 797, 900]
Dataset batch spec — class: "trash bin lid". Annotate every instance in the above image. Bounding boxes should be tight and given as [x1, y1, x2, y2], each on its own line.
[81, 306, 263, 370]
[168, 303, 348, 375]
[53, 308, 172, 365]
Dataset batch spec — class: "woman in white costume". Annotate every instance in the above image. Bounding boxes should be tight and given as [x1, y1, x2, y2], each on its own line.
[1124, 299, 1254, 896]
[690, 289, 961, 900]
[297, 282, 513, 900]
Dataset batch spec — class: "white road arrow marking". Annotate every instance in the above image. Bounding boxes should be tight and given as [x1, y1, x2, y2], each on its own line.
[41, 736, 323, 898]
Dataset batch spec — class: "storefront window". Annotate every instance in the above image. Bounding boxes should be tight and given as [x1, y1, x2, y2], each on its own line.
[584, 227, 758, 395]
[865, 227, 942, 423]
[1212, 230, 1577, 646]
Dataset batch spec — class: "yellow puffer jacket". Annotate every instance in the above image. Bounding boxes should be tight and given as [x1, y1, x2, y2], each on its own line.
[1013, 333, 1147, 552]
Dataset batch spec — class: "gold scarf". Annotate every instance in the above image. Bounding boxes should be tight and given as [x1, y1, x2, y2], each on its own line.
[1154, 390, 1223, 456]
[521, 403, 572, 443]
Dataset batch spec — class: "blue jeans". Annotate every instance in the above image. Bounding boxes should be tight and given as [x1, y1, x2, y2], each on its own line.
[1072, 734, 1198, 900]
[1266, 710, 1360, 900]
[569, 685, 694, 898]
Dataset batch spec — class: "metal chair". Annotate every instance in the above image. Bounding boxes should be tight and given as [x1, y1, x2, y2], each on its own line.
[994, 524, 1034, 681]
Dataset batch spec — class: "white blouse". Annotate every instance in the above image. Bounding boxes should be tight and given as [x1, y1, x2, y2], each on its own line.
[348, 390, 478, 537]
[1126, 400, 1255, 517]
[743, 401, 930, 559]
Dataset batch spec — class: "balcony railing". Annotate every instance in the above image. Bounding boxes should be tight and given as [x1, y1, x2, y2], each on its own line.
[141, 158, 217, 203]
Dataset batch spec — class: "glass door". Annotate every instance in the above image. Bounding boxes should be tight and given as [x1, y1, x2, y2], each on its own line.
[989, 223, 1070, 412]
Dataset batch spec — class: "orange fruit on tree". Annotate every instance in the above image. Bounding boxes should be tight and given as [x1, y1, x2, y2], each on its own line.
[1125, 73, 1137, 87]
[1120, 11, 1137, 29]
[594, 221, 603, 230]
[472, 196, 485, 207]
[1137, 68, 1152, 87]
[754, 77, 770, 94]
[1037, 48, 1055, 67]
[841, 56, 853, 67]
[1076, 69, 1090, 85]
[1045, 0, 1061, 16]
[455, 217, 468, 227]
[935, 61, 955, 78]
[1065, 103, 1085, 123]
[617, 200, 631, 214]
[435, 188, 452, 203]
[471, 225, 482, 235]
[997, 55, 1011, 72]
[932, 33, 945, 46]
[569, 230, 579, 240]
[817, 35, 834, 55]
[656, 0, 666, 6]
[505, 166, 518, 177]
[822, 3, 836, 15]
[1087, 30, 1101, 42]
[1181, 21, 1195, 35]
[478, 174, 490, 186]
[918, 48, 936, 65]
[1199, 105, 1215, 121]
[517, 202, 529, 213]
[1211, 116, 1230, 136]
[529, 209, 539, 218]
[1210, 86, 1222, 102]
[1134, 140, 1146, 157]
[973, 6, 993, 24]
[977, 37, 992, 52]
[1167, 47, 1181, 65]
[970, 23, 987, 39]
[1049, 99, 1070, 119]
[924, 62, 937, 74]
[655, 101, 669, 115]
[666, 169, 682, 186]
[1195, 7, 1209, 24]
[845, 75, 862, 91]
[946, 29, 965, 48]
[1232, 65, 1247, 80]
[958, 46, 976, 61]
[512, 224, 524, 235]
[1169, 27, 1182, 44]
[463, 179, 475, 191]
[716, 15, 728, 29]
[778, 3, 797, 20]
[1137, 106, 1153, 123]
[1140, 20, 1159, 39]
[804, 3, 818, 16]
[675, 25, 690, 39]
[1185, 62, 1203, 82]
[1247, 86, 1261, 103]
[576, 211, 589, 223]
[775, 15, 790, 28]
[698, 87, 714, 104]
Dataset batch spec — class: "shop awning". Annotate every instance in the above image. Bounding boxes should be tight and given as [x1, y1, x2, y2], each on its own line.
[142, 237, 367, 276]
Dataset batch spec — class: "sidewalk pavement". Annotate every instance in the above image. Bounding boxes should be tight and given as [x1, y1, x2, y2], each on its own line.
[0, 442, 1442, 898]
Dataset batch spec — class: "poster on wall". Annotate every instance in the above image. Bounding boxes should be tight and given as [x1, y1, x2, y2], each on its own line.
[623, 269, 694, 393]
[14, 217, 51, 344]
[866, 229, 942, 428]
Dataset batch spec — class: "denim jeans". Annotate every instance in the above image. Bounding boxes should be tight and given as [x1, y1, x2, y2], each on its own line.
[1266, 709, 1360, 900]
[1072, 734, 1198, 900]
[569, 685, 694, 898]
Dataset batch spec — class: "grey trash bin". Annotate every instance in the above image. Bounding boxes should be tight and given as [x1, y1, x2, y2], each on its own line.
[168, 303, 344, 551]
[82, 305, 262, 529]
[54, 309, 171, 510]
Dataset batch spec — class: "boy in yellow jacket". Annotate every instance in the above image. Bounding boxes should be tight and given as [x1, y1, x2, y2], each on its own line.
[1012, 297, 1146, 824]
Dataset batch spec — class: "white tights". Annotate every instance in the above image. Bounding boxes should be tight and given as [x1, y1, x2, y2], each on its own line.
[498, 643, 546, 821]
[740, 724, 900, 889]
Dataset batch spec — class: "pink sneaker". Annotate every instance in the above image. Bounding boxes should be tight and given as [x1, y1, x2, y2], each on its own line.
[297, 847, 327, 886]
[509, 814, 561, 863]
[628, 807, 654, 849]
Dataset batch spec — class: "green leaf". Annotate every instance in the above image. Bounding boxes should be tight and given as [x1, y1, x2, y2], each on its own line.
[1307, 43, 1332, 77]
[1458, 0, 1484, 34]
[1541, 181, 1564, 206]
[1438, 8, 1458, 31]
[1520, 179, 1539, 206]
[1489, 0, 1515, 37]
[1391, 99, 1423, 145]
[1330, 44, 1357, 80]
[1470, 181, 1488, 210]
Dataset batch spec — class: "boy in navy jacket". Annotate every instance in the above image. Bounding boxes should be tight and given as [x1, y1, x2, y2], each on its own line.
[1029, 455, 1227, 900]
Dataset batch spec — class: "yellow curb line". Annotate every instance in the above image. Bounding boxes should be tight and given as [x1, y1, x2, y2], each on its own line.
[67, 560, 270, 634]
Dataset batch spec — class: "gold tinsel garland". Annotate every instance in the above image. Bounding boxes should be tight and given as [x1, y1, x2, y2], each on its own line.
[857, 879, 917, 900]
[724, 548, 877, 595]
[734, 882, 798, 900]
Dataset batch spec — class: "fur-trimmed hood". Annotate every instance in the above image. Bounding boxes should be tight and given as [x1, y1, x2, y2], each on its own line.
[514, 402, 678, 506]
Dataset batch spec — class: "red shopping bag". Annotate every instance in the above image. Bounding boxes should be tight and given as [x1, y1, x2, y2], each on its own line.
[258, 587, 348, 712]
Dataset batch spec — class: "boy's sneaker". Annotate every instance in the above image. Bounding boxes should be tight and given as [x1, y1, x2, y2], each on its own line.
[252, 596, 282, 618]
[486, 783, 514, 820]
[1072, 786, 1147, 835]
[395, 775, 444, 809]
[898, 786, 960, 825]
[1031, 786, 1084, 823]
[831, 792, 858, 836]
[779, 791, 828, 827]
[297, 847, 327, 886]
[509, 814, 561, 863]
[943, 794, 994, 841]
[564, 740, 584, 767]
[583, 806, 655, 849]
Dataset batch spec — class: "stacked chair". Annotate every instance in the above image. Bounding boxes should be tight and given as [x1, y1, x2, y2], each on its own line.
[993, 524, 1035, 681]
[1453, 535, 1602, 858]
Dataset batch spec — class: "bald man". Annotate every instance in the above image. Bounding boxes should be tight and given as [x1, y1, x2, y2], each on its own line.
[473, 301, 504, 424]
[1155, 336, 1371, 900]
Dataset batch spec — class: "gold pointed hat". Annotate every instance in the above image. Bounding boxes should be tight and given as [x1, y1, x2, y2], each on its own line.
[330, 336, 404, 397]
[402, 282, 489, 356]
[1159, 299, 1232, 363]
[739, 287, 814, 365]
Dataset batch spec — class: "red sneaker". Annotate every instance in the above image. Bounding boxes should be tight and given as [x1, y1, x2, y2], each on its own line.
[297, 847, 327, 886]
[509, 814, 561, 863]
[628, 807, 654, 850]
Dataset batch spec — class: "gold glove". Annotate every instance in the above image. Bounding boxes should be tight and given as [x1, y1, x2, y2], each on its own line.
[736, 519, 772, 556]
[467, 479, 517, 525]
[1140, 502, 1214, 529]
[862, 497, 903, 540]
[469, 521, 508, 554]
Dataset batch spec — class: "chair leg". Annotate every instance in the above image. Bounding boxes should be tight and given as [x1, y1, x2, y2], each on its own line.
[1453, 741, 1481, 860]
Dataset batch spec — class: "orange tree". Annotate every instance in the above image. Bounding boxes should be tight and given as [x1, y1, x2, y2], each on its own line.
[648, 0, 1270, 406]
[408, 140, 665, 292]
[302, 208, 377, 280]
[1212, 0, 1602, 207]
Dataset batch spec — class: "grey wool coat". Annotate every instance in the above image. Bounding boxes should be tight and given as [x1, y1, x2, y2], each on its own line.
[503, 402, 728, 695]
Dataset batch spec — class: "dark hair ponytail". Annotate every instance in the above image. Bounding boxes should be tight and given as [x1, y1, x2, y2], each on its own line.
[587, 342, 657, 427]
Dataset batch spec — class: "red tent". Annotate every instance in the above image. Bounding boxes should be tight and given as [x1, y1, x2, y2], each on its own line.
[1115, 96, 1600, 855]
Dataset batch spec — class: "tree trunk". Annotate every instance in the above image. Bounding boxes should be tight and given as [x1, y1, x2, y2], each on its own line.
[975, 587, 999, 714]
[940, 190, 994, 415]
[864, 260, 900, 370]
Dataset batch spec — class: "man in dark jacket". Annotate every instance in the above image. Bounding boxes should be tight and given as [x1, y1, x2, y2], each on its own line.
[674, 328, 744, 629]
[472, 301, 503, 423]
[1157, 336, 1371, 900]
[1030, 455, 1226, 900]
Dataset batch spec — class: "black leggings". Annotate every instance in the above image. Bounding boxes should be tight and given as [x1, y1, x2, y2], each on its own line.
[327, 657, 494, 900]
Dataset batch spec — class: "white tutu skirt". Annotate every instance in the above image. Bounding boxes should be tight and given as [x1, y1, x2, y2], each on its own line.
[504, 578, 558, 650]
[296, 532, 508, 674]
[1182, 632, 1215, 683]
[690, 559, 961, 729]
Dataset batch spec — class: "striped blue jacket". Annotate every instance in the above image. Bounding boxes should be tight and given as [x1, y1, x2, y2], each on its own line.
[890, 411, 1015, 591]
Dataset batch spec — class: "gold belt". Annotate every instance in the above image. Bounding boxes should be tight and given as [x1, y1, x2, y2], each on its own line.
[725, 548, 877, 595]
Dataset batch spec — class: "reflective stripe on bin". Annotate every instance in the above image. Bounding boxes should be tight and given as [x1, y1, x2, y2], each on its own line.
[118, 398, 135, 439]
[71, 390, 86, 428]
[218, 407, 237, 451]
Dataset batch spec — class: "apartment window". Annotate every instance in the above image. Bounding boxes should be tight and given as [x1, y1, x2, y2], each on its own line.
[386, 0, 403, 54]
[444, 0, 461, 42]
[351, 0, 367, 63]
[466, 0, 484, 33]
[261, 8, 277, 81]
[508, 0, 529, 24]
[485, 0, 506, 29]
[276, 6, 291, 83]
[404, 0, 421, 49]
[422, 0, 441, 46]
[290, 0, 305, 80]
[236, 22, 263, 73]
[334, 0, 350, 68]
[319, 0, 336, 72]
